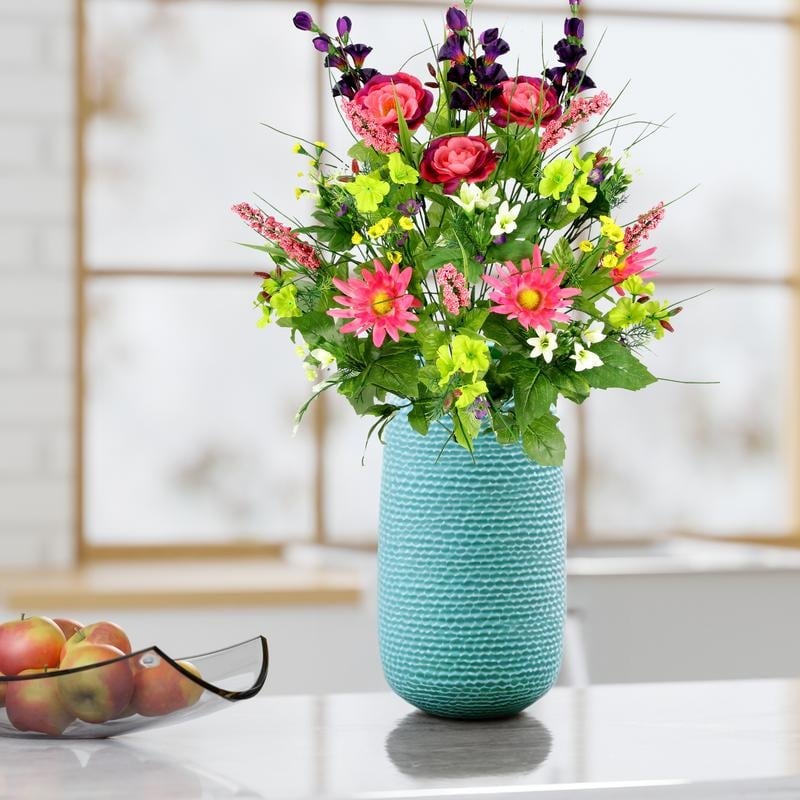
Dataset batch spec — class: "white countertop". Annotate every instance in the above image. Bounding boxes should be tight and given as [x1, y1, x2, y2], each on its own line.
[4, 679, 800, 799]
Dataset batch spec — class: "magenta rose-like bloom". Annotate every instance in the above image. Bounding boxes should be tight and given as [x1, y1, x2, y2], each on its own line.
[419, 135, 498, 194]
[491, 77, 561, 128]
[352, 72, 433, 133]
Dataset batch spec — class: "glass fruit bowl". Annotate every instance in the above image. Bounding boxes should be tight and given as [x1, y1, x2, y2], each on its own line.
[0, 635, 268, 739]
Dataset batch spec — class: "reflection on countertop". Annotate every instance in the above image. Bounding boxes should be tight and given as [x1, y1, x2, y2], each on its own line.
[3, 680, 800, 799]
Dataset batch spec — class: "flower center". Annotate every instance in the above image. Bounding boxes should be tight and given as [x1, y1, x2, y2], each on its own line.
[371, 290, 393, 316]
[516, 288, 542, 310]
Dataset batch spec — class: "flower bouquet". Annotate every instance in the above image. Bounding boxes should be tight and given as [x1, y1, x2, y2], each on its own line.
[233, 0, 677, 468]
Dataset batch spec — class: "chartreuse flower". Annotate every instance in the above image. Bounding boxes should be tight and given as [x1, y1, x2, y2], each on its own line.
[622, 274, 655, 297]
[539, 158, 575, 200]
[567, 175, 597, 213]
[436, 345, 458, 387]
[344, 173, 391, 213]
[270, 284, 300, 320]
[386, 250, 403, 264]
[571, 146, 594, 175]
[599, 215, 624, 243]
[455, 380, 489, 409]
[452, 334, 490, 378]
[607, 296, 650, 329]
[387, 152, 419, 185]
[368, 217, 393, 238]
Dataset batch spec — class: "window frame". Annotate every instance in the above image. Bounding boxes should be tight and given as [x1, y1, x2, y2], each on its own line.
[73, 0, 800, 562]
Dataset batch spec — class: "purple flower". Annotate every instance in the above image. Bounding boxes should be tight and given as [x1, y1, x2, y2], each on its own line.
[446, 7, 469, 32]
[564, 17, 584, 38]
[332, 74, 358, 99]
[588, 167, 604, 186]
[438, 33, 467, 63]
[554, 38, 586, 68]
[492, 234, 507, 245]
[336, 203, 349, 217]
[336, 16, 352, 37]
[481, 38, 509, 66]
[395, 231, 410, 248]
[344, 43, 372, 67]
[292, 11, 314, 31]
[312, 35, 331, 52]
[324, 53, 347, 69]
[474, 253, 486, 263]
[568, 69, 595, 92]
[472, 397, 490, 421]
[479, 28, 499, 45]
[397, 198, 422, 216]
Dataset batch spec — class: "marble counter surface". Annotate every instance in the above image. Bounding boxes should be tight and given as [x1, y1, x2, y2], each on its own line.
[3, 680, 800, 799]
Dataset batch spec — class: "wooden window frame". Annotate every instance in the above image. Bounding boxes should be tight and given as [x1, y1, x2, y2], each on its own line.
[73, 0, 800, 562]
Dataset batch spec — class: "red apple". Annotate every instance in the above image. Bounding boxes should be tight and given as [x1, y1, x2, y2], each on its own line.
[0, 615, 66, 675]
[57, 644, 134, 724]
[61, 621, 131, 661]
[0, 672, 6, 708]
[52, 618, 84, 641]
[132, 657, 204, 717]
[6, 670, 75, 735]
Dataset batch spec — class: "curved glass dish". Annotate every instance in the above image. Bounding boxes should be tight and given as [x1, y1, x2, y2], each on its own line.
[0, 635, 268, 739]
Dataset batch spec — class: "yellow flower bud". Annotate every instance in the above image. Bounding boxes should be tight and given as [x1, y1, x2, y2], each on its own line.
[386, 250, 403, 264]
[351, 232, 363, 245]
[579, 240, 593, 253]
[294, 187, 304, 199]
[615, 242, 626, 255]
[292, 143, 303, 153]
[398, 216, 415, 231]
[314, 140, 328, 149]
[602, 254, 619, 269]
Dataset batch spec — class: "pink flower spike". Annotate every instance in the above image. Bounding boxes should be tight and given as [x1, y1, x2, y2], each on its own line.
[623, 202, 666, 251]
[482, 245, 580, 331]
[539, 91, 611, 151]
[610, 246, 659, 295]
[342, 100, 400, 154]
[328, 259, 421, 347]
[436, 263, 470, 314]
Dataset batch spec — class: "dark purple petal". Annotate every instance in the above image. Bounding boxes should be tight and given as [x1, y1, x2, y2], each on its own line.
[492, 234, 507, 245]
[312, 35, 331, 52]
[324, 53, 347, 70]
[332, 74, 358, 99]
[395, 231, 410, 247]
[438, 33, 467, 63]
[447, 63, 471, 85]
[336, 16, 352, 37]
[479, 28, 499, 45]
[397, 199, 422, 216]
[474, 252, 486, 263]
[482, 37, 509, 64]
[474, 61, 507, 88]
[358, 67, 379, 82]
[344, 43, 372, 67]
[446, 6, 469, 32]
[564, 17, 584, 38]
[568, 69, 595, 92]
[292, 11, 314, 31]
[554, 38, 586, 68]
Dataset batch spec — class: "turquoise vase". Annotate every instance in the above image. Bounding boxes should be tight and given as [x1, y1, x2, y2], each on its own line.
[378, 411, 566, 720]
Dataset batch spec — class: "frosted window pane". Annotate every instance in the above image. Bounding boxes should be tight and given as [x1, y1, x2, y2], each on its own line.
[85, 0, 315, 269]
[585, 286, 792, 538]
[86, 279, 315, 544]
[584, 18, 791, 276]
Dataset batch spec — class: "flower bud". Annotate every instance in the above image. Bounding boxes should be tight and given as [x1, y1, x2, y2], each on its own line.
[292, 11, 314, 31]
[446, 7, 469, 32]
[312, 35, 331, 52]
[336, 16, 352, 37]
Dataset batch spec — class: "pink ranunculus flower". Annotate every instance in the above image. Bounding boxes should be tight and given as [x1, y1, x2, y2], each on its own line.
[419, 135, 498, 195]
[491, 76, 561, 128]
[352, 72, 433, 133]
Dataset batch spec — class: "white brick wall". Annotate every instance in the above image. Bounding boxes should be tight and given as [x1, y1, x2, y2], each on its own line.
[0, 0, 75, 568]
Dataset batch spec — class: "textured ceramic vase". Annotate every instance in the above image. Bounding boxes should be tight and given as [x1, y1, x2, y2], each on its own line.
[378, 411, 566, 720]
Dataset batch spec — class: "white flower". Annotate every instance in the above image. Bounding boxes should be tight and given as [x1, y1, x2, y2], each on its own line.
[490, 201, 521, 237]
[451, 183, 483, 213]
[526, 327, 558, 364]
[581, 321, 606, 347]
[571, 342, 604, 372]
[310, 347, 337, 369]
[475, 184, 501, 210]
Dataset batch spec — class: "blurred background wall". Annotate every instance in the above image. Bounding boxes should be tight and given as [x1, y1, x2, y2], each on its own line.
[0, 0, 799, 691]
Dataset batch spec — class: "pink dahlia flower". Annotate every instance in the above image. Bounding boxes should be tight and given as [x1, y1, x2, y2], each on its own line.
[328, 259, 421, 347]
[609, 246, 659, 295]
[482, 245, 580, 331]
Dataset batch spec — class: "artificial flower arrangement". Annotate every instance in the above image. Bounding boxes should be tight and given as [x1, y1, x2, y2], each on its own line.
[233, 0, 680, 466]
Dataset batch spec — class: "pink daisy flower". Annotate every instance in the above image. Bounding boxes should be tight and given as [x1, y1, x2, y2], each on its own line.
[482, 245, 580, 331]
[328, 259, 421, 347]
[609, 247, 658, 295]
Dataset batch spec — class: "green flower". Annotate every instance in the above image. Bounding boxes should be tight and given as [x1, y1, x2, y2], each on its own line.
[571, 146, 594, 175]
[436, 344, 458, 387]
[344, 174, 391, 213]
[451, 334, 490, 378]
[387, 153, 419, 185]
[538, 158, 575, 200]
[270, 284, 300, 320]
[621, 275, 656, 297]
[607, 296, 649, 329]
[566, 174, 597, 213]
[455, 380, 489, 409]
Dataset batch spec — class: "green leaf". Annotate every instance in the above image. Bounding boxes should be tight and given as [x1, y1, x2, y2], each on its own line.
[481, 315, 528, 352]
[513, 360, 557, 427]
[551, 237, 575, 270]
[420, 245, 464, 271]
[521, 413, 566, 466]
[491, 410, 519, 446]
[583, 340, 657, 391]
[457, 307, 490, 334]
[408, 404, 430, 435]
[414, 317, 448, 363]
[360, 347, 420, 399]
[549, 205, 582, 230]
[486, 239, 534, 263]
[452, 408, 481, 452]
[550, 364, 591, 404]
